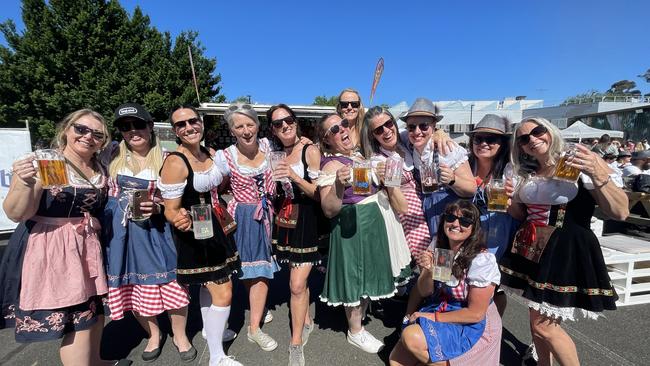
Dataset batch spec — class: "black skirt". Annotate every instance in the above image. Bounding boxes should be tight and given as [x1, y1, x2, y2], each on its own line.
[499, 185, 617, 315]
[272, 196, 325, 266]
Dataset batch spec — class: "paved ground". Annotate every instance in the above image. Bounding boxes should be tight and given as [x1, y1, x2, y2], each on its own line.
[0, 237, 648, 366]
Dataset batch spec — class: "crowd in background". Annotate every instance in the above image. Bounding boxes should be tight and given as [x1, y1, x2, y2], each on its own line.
[0, 91, 632, 366]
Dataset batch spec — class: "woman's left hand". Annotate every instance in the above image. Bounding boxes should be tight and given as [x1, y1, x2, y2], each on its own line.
[408, 311, 436, 323]
[567, 144, 609, 179]
[299, 136, 313, 145]
[375, 161, 386, 183]
[438, 163, 454, 185]
[433, 129, 455, 156]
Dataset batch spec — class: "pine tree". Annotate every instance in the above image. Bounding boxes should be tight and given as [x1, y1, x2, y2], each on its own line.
[0, 0, 225, 144]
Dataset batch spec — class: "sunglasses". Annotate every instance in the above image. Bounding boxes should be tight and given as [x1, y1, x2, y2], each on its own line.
[372, 119, 395, 136]
[72, 123, 106, 141]
[173, 117, 201, 129]
[271, 116, 296, 129]
[444, 213, 473, 228]
[517, 125, 547, 146]
[406, 122, 431, 133]
[325, 119, 350, 137]
[116, 119, 148, 133]
[339, 101, 360, 109]
[228, 104, 253, 112]
[473, 134, 502, 145]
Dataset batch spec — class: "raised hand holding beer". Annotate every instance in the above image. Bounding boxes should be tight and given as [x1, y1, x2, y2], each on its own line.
[271, 160, 294, 182]
[335, 165, 351, 186]
[565, 143, 605, 179]
[438, 163, 454, 185]
[11, 153, 38, 186]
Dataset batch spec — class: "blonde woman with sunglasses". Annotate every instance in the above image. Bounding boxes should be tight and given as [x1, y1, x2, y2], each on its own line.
[0, 109, 118, 365]
[500, 117, 628, 366]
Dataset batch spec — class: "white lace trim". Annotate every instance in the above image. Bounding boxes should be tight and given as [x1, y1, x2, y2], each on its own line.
[157, 180, 186, 199]
[502, 286, 603, 321]
[319, 287, 398, 307]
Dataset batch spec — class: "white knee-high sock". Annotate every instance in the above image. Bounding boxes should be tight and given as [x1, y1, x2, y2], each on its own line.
[206, 305, 230, 365]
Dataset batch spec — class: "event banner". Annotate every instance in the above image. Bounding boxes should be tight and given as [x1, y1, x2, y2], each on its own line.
[0, 128, 32, 232]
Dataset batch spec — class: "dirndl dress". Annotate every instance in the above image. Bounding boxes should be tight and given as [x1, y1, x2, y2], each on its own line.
[0, 171, 108, 342]
[499, 176, 618, 320]
[218, 143, 280, 279]
[318, 155, 402, 306]
[102, 172, 189, 320]
[375, 147, 431, 260]
[410, 141, 469, 238]
[159, 152, 241, 285]
[412, 252, 501, 363]
[272, 144, 324, 266]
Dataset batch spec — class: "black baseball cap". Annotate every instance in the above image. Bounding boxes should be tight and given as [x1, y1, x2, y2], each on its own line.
[114, 103, 153, 124]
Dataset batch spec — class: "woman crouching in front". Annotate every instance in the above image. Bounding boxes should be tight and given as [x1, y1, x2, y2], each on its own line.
[390, 200, 501, 366]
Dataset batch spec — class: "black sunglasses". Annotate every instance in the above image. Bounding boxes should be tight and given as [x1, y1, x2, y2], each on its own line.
[116, 119, 148, 133]
[406, 122, 431, 133]
[325, 119, 350, 137]
[517, 125, 547, 146]
[72, 123, 106, 141]
[271, 116, 296, 129]
[372, 119, 395, 136]
[339, 101, 360, 109]
[473, 134, 502, 145]
[444, 213, 473, 228]
[173, 117, 201, 129]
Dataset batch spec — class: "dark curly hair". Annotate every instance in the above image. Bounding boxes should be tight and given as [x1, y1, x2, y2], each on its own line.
[435, 200, 486, 279]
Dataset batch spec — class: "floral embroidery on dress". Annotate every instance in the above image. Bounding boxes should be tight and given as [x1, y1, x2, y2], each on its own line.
[45, 312, 65, 331]
[15, 316, 48, 333]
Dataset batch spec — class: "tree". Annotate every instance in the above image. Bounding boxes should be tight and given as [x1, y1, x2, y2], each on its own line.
[0, 0, 225, 144]
[609, 80, 637, 94]
[313, 95, 338, 106]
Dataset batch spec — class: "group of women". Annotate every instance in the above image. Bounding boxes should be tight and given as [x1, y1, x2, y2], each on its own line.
[0, 88, 629, 366]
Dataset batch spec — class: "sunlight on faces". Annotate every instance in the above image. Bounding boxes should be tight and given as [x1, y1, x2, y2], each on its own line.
[270, 108, 296, 145]
[120, 118, 152, 151]
[324, 115, 352, 153]
[406, 116, 435, 151]
[444, 209, 473, 243]
[340, 91, 360, 122]
[172, 108, 203, 145]
[65, 115, 105, 158]
[517, 121, 550, 158]
[230, 113, 259, 147]
[472, 133, 502, 160]
[370, 114, 397, 150]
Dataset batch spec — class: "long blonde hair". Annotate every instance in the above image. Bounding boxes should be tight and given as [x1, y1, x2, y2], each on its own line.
[109, 132, 163, 178]
[336, 88, 366, 132]
[511, 117, 564, 178]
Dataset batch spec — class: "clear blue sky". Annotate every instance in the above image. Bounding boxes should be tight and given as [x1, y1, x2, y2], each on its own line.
[2, 0, 649, 107]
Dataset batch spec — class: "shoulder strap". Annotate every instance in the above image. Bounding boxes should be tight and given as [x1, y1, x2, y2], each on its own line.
[301, 144, 311, 179]
[64, 158, 100, 191]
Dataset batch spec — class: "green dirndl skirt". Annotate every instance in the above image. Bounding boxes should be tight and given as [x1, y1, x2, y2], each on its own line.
[319, 198, 397, 306]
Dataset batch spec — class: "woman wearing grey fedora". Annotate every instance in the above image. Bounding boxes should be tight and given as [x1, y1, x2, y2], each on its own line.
[467, 114, 520, 315]
[400, 98, 477, 232]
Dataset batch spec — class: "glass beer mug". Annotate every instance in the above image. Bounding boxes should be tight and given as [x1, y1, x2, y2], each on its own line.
[487, 178, 508, 212]
[35, 149, 69, 189]
[553, 143, 581, 182]
[352, 160, 372, 195]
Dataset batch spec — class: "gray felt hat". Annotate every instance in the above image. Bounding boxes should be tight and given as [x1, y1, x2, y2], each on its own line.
[399, 97, 443, 122]
[467, 114, 512, 135]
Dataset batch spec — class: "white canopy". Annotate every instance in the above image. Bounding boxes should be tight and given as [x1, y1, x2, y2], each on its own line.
[560, 121, 624, 139]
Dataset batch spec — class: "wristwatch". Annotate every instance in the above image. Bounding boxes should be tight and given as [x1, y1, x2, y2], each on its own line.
[448, 179, 456, 186]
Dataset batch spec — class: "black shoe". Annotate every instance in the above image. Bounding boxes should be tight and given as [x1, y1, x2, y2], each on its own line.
[173, 341, 198, 363]
[141, 347, 161, 363]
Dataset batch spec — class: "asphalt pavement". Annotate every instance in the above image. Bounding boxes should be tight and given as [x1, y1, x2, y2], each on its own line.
[0, 237, 648, 366]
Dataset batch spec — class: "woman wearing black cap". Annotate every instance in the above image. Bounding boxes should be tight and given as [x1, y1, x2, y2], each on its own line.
[102, 103, 193, 362]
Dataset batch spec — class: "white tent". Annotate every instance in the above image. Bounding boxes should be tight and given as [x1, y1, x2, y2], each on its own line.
[560, 121, 624, 139]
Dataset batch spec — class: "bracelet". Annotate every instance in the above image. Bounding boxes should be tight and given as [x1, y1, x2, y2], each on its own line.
[593, 175, 611, 189]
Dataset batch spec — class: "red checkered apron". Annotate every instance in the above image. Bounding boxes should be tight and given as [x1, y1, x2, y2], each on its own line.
[398, 169, 431, 259]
